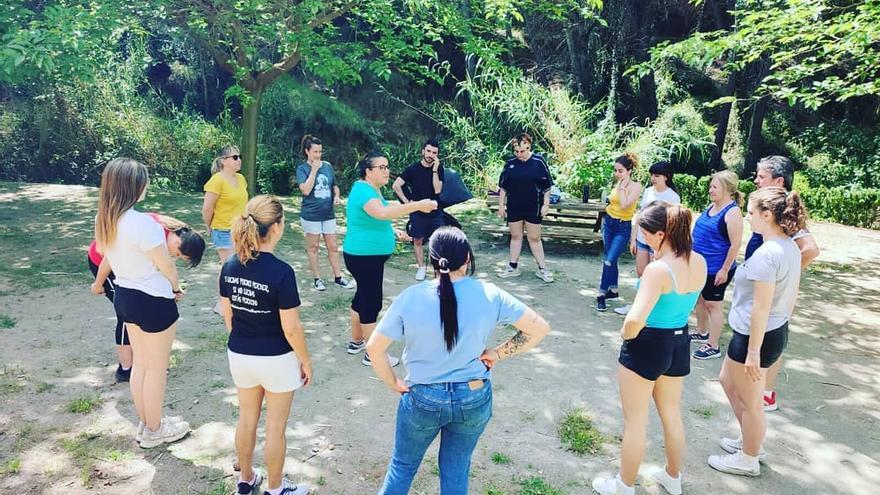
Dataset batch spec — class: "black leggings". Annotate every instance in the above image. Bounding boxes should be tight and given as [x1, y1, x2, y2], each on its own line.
[87, 257, 129, 346]
[343, 252, 390, 325]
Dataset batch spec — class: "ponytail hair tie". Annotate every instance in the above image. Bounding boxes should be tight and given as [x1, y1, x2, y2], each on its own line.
[438, 257, 450, 274]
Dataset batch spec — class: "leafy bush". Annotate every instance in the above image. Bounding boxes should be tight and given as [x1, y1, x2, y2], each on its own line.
[674, 173, 754, 212]
[797, 181, 880, 228]
[626, 99, 715, 177]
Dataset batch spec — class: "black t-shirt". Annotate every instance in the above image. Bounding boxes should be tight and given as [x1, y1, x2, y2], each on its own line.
[744, 232, 763, 260]
[499, 154, 553, 210]
[400, 161, 444, 201]
[220, 252, 301, 356]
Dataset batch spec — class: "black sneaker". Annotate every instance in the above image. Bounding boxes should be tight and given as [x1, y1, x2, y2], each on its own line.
[596, 296, 607, 312]
[605, 290, 620, 300]
[346, 340, 366, 355]
[115, 364, 131, 382]
[237, 471, 263, 495]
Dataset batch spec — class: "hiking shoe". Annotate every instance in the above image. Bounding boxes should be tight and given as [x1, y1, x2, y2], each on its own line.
[689, 330, 709, 343]
[362, 352, 400, 367]
[718, 436, 768, 462]
[313, 279, 326, 291]
[596, 296, 607, 312]
[763, 391, 779, 411]
[415, 266, 427, 281]
[335, 277, 354, 289]
[498, 265, 521, 278]
[346, 340, 366, 355]
[708, 451, 760, 477]
[649, 466, 682, 495]
[138, 416, 190, 448]
[605, 290, 620, 300]
[591, 474, 634, 495]
[263, 478, 309, 495]
[115, 364, 131, 382]
[613, 304, 631, 316]
[535, 268, 554, 283]
[693, 344, 722, 360]
[237, 470, 263, 495]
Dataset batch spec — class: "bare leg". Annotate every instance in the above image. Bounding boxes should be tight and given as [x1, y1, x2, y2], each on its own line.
[705, 300, 724, 348]
[765, 357, 782, 392]
[726, 359, 767, 456]
[413, 237, 426, 268]
[235, 386, 265, 484]
[694, 297, 709, 335]
[323, 234, 342, 278]
[653, 375, 686, 477]
[720, 357, 746, 427]
[304, 234, 321, 279]
[216, 248, 233, 309]
[618, 365, 655, 486]
[350, 309, 363, 342]
[264, 390, 295, 491]
[524, 222, 546, 269]
[127, 326, 146, 424]
[117, 344, 133, 369]
[128, 322, 177, 431]
[635, 249, 651, 278]
[507, 221, 524, 264]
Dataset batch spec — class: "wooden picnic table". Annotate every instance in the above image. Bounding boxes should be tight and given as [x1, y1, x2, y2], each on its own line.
[485, 198, 606, 242]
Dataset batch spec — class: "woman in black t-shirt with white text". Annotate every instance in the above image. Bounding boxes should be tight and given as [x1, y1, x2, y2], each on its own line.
[220, 195, 311, 495]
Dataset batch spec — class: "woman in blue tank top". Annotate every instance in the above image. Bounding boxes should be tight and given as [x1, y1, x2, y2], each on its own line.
[592, 201, 707, 495]
[691, 170, 744, 360]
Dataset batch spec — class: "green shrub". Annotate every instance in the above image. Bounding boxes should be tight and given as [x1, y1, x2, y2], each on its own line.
[674, 173, 754, 212]
[799, 184, 880, 228]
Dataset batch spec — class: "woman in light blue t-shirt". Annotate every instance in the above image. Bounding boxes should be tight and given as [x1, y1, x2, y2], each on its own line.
[366, 227, 550, 495]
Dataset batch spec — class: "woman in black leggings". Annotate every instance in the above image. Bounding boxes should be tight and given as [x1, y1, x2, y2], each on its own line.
[342, 151, 437, 366]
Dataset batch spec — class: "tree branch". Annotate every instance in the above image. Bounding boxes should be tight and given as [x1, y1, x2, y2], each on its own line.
[309, 0, 359, 30]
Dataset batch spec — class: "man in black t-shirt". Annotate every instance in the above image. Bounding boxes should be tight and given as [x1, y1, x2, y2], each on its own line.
[392, 139, 444, 281]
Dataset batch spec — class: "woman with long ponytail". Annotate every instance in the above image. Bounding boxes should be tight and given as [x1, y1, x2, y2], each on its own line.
[366, 226, 550, 494]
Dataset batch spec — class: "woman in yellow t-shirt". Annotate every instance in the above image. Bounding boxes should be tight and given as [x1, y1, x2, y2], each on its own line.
[597, 152, 642, 312]
[202, 145, 249, 313]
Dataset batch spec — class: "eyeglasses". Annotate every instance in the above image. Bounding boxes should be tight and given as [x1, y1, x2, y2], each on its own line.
[370, 165, 390, 171]
[224, 155, 241, 161]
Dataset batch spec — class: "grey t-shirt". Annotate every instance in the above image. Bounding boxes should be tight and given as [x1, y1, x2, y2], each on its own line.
[728, 237, 802, 335]
[296, 161, 335, 221]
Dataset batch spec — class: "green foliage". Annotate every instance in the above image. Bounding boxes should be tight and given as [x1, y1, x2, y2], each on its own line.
[518, 476, 566, 495]
[0, 314, 15, 328]
[626, 100, 715, 176]
[0, 457, 22, 474]
[798, 183, 880, 229]
[558, 408, 604, 456]
[491, 452, 512, 465]
[66, 395, 102, 414]
[673, 174, 754, 212]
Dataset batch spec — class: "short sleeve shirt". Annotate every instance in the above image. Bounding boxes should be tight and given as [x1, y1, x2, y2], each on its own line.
[499, 154, 553, 210]
[342, 181, 396, 256]
[375, 277, 527, 385]
[728, 237, 802, 335]
[89, 212, 170, 266]
[400, 162, 444, 201]
[296, 161, 336, 222]
[204, 173, 248, 229]
[745, 229, 812, 260]
[102, 209, 173, 298]
[220, 253, 301, 356]
[636, 187, 681, 243]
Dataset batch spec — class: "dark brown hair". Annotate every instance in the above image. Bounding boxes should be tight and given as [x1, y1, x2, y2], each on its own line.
[428, 227, 476, 352]
[301, 134, 322, 156]
[615, 152, 639, 171]
[638, 201, 693, 260]
[510, 133, 533, 147]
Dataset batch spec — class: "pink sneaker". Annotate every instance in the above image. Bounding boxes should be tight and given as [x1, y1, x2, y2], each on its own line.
[763, 391, 778, 411]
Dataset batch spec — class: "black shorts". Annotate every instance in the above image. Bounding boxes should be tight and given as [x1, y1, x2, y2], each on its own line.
[113, 286, 179, 333]
[408, 211, 445, 240]
[619, 326, 690, 380]
[727, 322, 789, 368]
[701, 265, 736, 302]
[88, 257, 130, 346]
[506, 202, 542, 225]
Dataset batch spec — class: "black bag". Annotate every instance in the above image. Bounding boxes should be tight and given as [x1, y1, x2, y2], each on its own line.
[438, 168, 472, 208]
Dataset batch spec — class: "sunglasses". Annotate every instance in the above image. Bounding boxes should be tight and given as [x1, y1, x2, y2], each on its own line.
[224, 154, 241, 160]
[370, 165, 390, 171]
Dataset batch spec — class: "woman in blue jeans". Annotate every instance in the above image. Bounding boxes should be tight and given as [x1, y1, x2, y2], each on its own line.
[366, 226, 550, 495]
[597, 153, 642, 311]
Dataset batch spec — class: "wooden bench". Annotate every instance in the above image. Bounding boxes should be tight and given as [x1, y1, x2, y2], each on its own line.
[485, 199, 606, 243]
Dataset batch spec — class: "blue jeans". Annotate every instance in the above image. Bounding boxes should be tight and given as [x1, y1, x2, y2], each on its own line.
[600, 216, 632, 293]
[378, 381, 493, 495]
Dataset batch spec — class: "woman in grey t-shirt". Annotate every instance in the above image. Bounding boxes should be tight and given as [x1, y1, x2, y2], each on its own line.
[708, 187, 808, 478]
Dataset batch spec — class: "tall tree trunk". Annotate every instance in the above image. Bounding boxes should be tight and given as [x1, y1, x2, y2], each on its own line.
[240, 87, 263, 196]
[606, 43, 619, 124]
[711, 76, 737, 171]
[743, 95, 769, 178]
[564, 24, 583, 95]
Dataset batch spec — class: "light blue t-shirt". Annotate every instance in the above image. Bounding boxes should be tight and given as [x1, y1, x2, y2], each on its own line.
[343, 181, 395, 255]
[376, 277, 528, 385]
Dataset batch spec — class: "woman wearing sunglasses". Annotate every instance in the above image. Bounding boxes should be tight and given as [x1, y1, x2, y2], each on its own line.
[203, 145, 249, 314]
[343, 151, 437, 367]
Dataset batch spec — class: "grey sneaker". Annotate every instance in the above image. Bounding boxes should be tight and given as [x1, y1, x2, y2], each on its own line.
[138, 416, 190, 448]
[708, 451, 760, 477]
[362, 352, 400, 367]
[263, 478, 309, 495]
[313, 279, 326, 291]
[415, 266, 427, 281]
[237, 470, 263, 495]
[498, 265, 521, 278]
[535, 268, 554, 283]
[719, 436, 767, 461]
[649, 467, 682, 495]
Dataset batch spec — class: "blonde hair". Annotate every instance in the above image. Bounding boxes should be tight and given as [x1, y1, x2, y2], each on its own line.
[211, 145, 240, 174]
[95, 158, 149, 249]
[711, 170, 744, 206]
[748, 187, 807, 236]
[231, 195, 284, 264]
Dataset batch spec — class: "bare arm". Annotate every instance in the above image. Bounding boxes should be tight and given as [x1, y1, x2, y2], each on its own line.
[391, 177, 409, 203]
[145, 244, 180, 293]
[618, 182, 642, 211]
[717, 208, 744, 284]
[202, 192, 219, 233]
[490, 307, 550, 361]
[366, 332, 409, 393]
[280, 307, 312, 386]
[432, 164, 443, 195]
[333, 185, 341, 205]
[621, 262, 665, 339]
[795, 234, 819, 269]
[298, 165, 320, 196]
[363, 197, 435, 220]
[497, 188, 507, 218]
[221, 296, 233, 331]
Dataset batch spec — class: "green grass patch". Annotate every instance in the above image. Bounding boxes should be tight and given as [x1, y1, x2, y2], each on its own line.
[0, 314, 15, 328]
[518, 476, 566, 495]
[689, 404, 715, 419]
[194, 331, 229, 354]
[66, 395, 103, 414]
[491, 452, 512, 465]
[168, 351, 184, 369]
[558, 408, 605, 456]
[485, 483, 508, 495]
[318, 294, 351, 312]
[0, 456, 22, 474]
[35, 381, 55, 393]
[60, 432, 132, 486]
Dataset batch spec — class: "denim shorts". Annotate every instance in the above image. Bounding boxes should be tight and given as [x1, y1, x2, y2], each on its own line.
[619, 326, 690, 380]
[211, 229, 233, 250]
[636, 239, 653, 254]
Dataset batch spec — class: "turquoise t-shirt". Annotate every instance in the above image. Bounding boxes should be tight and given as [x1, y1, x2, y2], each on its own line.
[376, 277, 528, 385]
[343, 181, 395, 255]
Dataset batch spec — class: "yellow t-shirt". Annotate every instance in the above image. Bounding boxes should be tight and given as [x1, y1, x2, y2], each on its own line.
[605, 186, 638, 220]
[203, 173, 248, 229]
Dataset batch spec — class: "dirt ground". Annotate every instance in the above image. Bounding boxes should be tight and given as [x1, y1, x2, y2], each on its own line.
[1, 182, 879, 495]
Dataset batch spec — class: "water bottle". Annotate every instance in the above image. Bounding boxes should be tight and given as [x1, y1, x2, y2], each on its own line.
[582, 185, 590, 203]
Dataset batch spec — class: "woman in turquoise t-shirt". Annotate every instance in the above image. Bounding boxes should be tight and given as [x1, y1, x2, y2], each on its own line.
[343, 151, 437, 366]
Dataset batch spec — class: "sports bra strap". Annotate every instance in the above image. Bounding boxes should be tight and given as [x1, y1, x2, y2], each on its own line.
[653, 260, 679, 292]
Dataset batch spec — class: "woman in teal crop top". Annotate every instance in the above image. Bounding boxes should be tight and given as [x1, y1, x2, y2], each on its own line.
[592, 201, 707, 495]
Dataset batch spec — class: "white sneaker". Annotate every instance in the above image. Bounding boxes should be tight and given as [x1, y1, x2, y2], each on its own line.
[362, 353, 400, 367]
[138, 416, 191, 449]
[264, 478, 309, 495]
[719, 436, 768, 461]
[535, 268, 554, 283]
[334, 277, 355, 289]
[649, 466, 682, 495]
[591, 474, 634, 495]
[613, 304, 632, 316]
[498, 265, 521, 278]
[708, 451, 760, 477]
[415, 266, 427, 281]
[313, 278, 326, 291]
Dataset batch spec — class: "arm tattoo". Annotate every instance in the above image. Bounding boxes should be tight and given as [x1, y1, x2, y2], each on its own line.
[499, 331, 532, 358]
